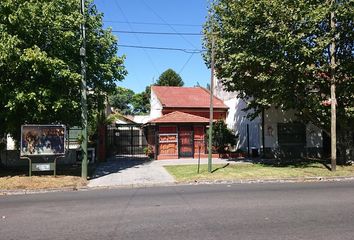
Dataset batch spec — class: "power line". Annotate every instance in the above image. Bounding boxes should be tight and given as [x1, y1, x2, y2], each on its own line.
[104, 20, 202, 27]
[112, 0, 160, 76]
[141, 0, 198, 49]
[179, 53, 195, 74]
[118, 44, 204, 54]
[111, 30, 203, 36]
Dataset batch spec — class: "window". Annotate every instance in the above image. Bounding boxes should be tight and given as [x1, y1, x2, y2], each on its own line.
[277, 123, 306, 146]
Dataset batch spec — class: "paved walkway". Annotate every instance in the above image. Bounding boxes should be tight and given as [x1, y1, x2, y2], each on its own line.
[88, 157, 243, 188]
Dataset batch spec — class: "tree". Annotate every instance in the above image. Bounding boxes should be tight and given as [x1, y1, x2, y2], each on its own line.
[204, 0, 353, 161]
[109, 87, 134, 115]
[131, 86, 150, 115]
[108, 86, 150, 115]
[155, 69, 184, 86]
[206, 120, 238, 153]
[0, 0, 126, 140]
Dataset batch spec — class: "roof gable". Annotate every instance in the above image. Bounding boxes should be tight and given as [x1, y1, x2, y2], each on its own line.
[147, 111, 210, 124]
[151, 86, 228, 109]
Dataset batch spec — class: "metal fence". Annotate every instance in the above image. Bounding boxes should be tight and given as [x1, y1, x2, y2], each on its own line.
[107, 124, 148, 158]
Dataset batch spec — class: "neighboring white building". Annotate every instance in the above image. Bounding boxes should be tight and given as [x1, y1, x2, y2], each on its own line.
[6, 134, 16, 150]
[149, 88, 163, 119]
[214, 78, 324, 158]
[214, 81, 261, 153]
[132, 115, 152, 124]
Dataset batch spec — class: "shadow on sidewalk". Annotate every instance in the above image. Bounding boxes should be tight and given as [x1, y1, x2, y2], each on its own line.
[226, 157, 331, 169]
[89, 155, 152, 180]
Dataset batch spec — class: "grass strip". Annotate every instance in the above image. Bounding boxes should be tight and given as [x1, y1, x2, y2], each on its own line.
[164, 163, 354, 182]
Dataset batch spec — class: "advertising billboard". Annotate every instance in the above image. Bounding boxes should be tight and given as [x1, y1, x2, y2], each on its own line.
[21, 125, 66, 156]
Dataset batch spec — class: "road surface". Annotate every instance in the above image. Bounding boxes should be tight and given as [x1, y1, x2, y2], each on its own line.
[1, 182, 354, 240]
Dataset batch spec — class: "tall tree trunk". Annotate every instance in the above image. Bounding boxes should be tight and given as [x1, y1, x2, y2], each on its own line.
[330, 0, 337, 171]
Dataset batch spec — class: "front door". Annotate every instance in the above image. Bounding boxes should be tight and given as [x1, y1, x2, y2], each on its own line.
[179, 127, 193, 158]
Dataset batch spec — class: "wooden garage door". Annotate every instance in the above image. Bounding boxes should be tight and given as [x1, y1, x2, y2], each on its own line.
[159, 134, 178, 156]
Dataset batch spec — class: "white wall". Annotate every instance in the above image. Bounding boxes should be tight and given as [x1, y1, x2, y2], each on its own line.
[224, 98, 261, 150]
[263, 107, 323, 148]
[150, 89, 163, 119]
[214, 81, 261, 151]
[6, 134, 15, 150]
[263, 107, 297, 148]
[214, 78, 323, 152]
[133, 115, 152, 124]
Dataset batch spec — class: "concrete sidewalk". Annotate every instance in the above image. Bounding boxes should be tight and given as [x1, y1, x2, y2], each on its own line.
[88, 157, 242, 188]
[151, 157, 248, 166]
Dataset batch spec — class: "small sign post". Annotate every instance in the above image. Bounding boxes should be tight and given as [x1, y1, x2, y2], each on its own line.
[197, 146, 201, 174]
[20, 125, 67, 177]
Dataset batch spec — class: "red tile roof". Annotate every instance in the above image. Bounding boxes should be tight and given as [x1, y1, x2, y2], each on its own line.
[148, 111, 210, 124]
[151, 86, 228, 109]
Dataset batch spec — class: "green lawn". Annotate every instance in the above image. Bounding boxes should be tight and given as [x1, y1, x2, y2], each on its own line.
[164, 163, 354, 182]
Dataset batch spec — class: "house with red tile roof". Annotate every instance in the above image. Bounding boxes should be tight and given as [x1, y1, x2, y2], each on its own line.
[144, 86, 228, 160]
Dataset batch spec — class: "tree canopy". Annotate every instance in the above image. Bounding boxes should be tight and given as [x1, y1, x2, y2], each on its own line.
[131, 86, 150, 115]
[204, 0, 353, 134]
[0, 0, 126, 140]
[207, 120, 238, 153]
[109, 86, 150, 115]
[155, 68, 184, 87]
[109, 87, 135, 115]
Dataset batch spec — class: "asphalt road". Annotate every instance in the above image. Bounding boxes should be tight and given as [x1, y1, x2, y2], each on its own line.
[1, 182, 354, 240]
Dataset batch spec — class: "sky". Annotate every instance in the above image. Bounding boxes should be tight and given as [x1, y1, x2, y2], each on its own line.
[94, 0, 211, 93]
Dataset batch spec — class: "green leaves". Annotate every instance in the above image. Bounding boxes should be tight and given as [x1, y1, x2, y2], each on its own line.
[155, 69, 184, 87]
[207, 120, 238, 153]
[0, 0, 126, 140]
[109, 86, 150, 115]
[204, 0, 353, 132]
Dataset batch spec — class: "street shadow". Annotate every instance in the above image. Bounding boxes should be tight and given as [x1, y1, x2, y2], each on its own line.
[225, 157, 328, 169]
[211, 163, 230, 173]
[0, 166, 28, 177]
[0, 164, 91, 177]
[321, 162, 332, 171]
[225, 157, 256, 164]
[89, 155, 152, 180]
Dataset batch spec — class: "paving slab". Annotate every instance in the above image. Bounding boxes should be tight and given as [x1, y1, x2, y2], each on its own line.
[151, 157, 248, 166]
[88, 158, 175, 188]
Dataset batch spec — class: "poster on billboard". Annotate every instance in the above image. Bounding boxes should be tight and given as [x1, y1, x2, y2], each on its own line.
[21, 125, 67, 156]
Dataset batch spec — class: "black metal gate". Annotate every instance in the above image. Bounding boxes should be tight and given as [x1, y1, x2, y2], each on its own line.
[107, 124, 148, 158]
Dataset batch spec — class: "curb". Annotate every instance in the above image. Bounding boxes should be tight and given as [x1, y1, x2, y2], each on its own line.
[180, 176, 354, 185]
[1, 176, 354, 195]
[0, 186, 89, 196]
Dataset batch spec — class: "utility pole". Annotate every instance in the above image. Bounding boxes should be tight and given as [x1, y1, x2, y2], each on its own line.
[208, 36, 215, 173]
[261, 109, 265, 157]
[330, 0, 337, 172]
[80, 0, 88, 178]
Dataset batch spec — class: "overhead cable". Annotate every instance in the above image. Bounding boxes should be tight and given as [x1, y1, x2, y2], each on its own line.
[140, 0, 198, 49]
[111, 30, 203, 36]
[113, 0, 160, 76]
[104, 20, 202, 27]
[118, 44, 204, 54]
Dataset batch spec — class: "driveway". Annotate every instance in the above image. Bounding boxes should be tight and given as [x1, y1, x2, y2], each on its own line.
[88, 157, 241, 188]
[88, 157, 175, 188]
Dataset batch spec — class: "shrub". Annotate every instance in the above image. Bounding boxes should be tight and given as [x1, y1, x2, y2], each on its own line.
[144, 145, 154, 158]
[207, 120, 238, 153]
